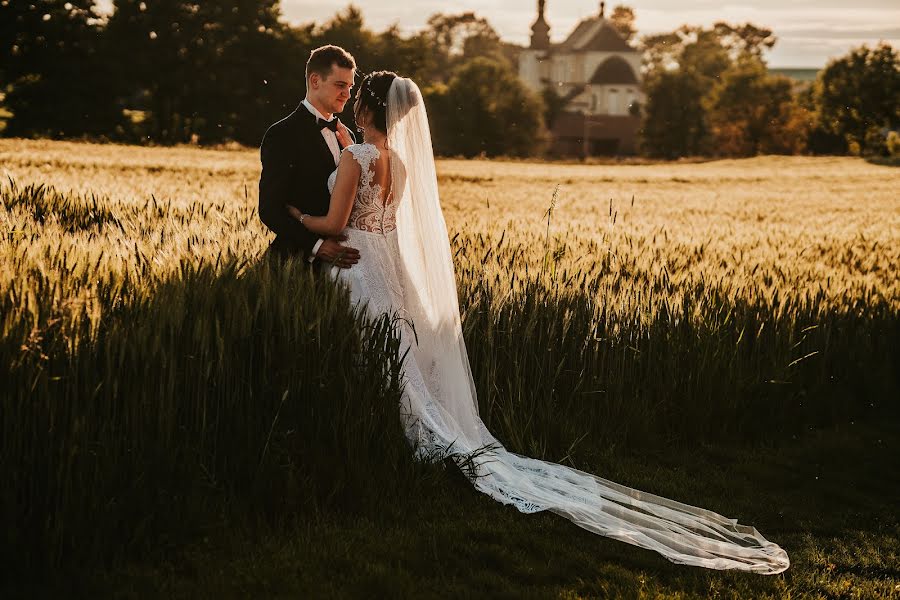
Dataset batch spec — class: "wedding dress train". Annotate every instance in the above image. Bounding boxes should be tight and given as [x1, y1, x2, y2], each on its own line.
[324, 78, 789, 574]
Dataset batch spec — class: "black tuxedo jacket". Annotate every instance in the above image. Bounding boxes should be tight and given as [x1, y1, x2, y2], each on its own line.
[258, 103, 352, 258]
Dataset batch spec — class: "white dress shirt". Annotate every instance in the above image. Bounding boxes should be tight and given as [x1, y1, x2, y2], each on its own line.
[301, 98, 341, 261]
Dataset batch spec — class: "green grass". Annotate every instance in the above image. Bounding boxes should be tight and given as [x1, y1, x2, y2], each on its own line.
[1, 147, 898, 597]
[26, 422, 898, 599]
[0, 248, 422, 575]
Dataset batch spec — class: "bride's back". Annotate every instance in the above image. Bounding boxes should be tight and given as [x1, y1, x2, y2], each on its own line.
[366, 144, 393, 206]
[344, 142, 401, 234]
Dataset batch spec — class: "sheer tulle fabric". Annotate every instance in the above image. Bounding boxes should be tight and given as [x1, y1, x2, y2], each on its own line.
[372, 77, 790, 573]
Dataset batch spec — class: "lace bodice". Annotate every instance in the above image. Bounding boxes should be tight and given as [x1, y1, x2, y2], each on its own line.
[328, 143, 398, 234]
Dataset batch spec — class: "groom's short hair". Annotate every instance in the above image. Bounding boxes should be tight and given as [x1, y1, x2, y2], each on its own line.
[306, 45, 356, 81]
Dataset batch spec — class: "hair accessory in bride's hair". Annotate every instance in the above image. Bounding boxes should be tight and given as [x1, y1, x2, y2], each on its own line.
[355, 70, 397, 133]
[364, 76, 388, 107]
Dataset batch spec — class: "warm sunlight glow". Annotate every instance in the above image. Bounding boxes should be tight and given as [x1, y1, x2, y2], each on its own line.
[275, 0, 899, 67]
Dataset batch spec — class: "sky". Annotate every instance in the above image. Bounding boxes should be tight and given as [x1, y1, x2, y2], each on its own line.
[92, 0, 899, 68]
[278, 0, 900, 68]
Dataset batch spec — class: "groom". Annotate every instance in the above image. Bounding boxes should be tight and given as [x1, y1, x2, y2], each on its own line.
[259, 44, 360, 268]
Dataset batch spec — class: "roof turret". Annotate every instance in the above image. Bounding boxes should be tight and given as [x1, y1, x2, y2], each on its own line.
[530, 0, 551, 50]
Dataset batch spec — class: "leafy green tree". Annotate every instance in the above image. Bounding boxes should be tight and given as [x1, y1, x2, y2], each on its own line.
[192, 0, 301, 145]
[106, 0, 299, 145]
[255, 23, 316, 132]
[639, 21, 790, 158]
[423, 12, 507, 81]
[609, 5, 636, 43]
[540, 86, 569, 130]
[640, 31, 682, 74]
[1, 0, 123, 137]
[679, 28, 731, 81]
[102, 1, 190, 141]
[427, 57, 546, 157]
[639, 69, 709, 158]
[712, 22, 776, 61]
[814, 43, 899, 155]
[706, 57, 811, 156]
[374, 26, 439, 86]
[313, 5, 378, 71]
[640, 22, 775, 79]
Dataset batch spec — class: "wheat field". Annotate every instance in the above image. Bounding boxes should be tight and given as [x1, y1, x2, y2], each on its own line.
[1, 138, 898, 583]
[4, 140, 897, 305]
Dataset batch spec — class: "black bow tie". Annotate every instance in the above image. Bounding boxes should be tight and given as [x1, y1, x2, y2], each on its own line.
[317, 117, 338, 133]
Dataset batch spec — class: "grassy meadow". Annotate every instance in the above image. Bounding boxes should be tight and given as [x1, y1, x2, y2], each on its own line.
[1, 138, 899, 597]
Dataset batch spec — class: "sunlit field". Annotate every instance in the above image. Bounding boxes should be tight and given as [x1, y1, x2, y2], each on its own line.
[2, 139, 898, 597]
[5, 140, 897, 303]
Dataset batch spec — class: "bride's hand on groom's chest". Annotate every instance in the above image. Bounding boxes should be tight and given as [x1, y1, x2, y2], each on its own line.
[336, 120, 353, 148]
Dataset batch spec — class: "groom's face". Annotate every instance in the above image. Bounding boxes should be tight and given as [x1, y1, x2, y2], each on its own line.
[310, 65, 355, 115]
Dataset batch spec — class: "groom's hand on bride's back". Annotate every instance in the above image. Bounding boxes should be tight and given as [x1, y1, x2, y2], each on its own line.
[316, 234, 360, 269]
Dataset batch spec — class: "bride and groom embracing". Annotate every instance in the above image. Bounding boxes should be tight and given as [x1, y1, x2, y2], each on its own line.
[258, 45, 789, 574]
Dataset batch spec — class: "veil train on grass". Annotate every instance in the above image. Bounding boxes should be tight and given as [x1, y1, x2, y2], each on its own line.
[384, 76, 789, 574]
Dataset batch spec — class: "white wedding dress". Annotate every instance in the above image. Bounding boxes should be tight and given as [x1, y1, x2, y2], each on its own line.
[324, 79, 789, 574]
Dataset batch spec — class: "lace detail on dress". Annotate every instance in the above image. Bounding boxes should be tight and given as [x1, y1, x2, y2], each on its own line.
[344, 143, 398, 234]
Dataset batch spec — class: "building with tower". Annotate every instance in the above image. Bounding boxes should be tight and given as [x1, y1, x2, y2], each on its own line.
[519, 1, 644, 156]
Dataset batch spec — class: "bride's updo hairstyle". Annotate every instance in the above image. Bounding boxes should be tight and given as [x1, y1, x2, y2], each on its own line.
[353, 70, 397, 134]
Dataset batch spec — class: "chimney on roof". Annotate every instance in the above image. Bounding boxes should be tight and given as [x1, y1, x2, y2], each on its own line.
[600, 1, 605, 18]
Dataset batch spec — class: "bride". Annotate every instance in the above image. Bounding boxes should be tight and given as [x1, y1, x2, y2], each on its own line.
[288, 71, 790, 574]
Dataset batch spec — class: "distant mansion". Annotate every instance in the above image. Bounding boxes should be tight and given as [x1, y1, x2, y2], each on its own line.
[519, 1, 643, 156]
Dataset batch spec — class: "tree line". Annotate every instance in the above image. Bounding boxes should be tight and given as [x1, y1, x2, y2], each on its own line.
[639, 23, 898, 158]
[1, 1, 897, 159]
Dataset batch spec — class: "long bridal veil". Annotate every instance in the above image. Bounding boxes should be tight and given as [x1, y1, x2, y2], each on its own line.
[385, 77, 789, 574]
